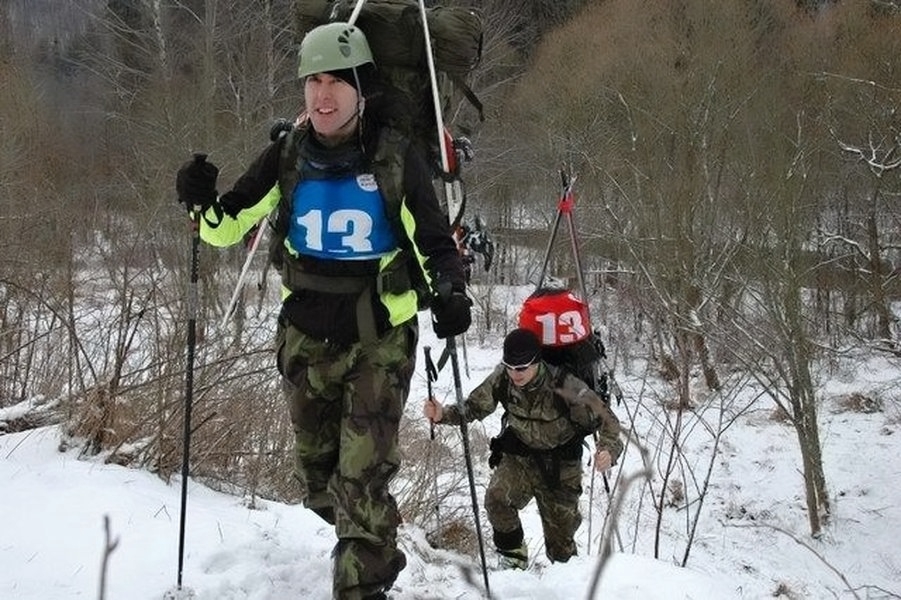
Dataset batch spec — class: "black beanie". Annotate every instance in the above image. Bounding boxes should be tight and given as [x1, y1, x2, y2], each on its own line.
[503, 328, 541, 367]
[327, 64, 375, 95]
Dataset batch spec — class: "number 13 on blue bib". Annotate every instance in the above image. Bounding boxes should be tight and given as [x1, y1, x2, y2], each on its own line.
[289, 174, 397, 260]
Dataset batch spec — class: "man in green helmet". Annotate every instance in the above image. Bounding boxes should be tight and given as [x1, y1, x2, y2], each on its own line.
[175, 22, 471, 600]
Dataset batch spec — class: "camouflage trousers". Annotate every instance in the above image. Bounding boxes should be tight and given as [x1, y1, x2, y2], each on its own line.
[277, 319, 417, 600]
[484, 452, 583, 563]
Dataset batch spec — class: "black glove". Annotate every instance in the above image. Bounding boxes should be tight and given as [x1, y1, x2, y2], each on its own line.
[431, 287, 472, 339]
[453, 136, 475, 163]
[269, 117, 293, 141]
[176, 154, 219, 212]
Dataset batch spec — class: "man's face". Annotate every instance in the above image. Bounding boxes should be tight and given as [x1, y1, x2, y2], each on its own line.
[304, 72, 360, 141]
[506, 362, 539, 388]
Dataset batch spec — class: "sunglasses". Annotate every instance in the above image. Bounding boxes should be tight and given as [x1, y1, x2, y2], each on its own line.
[503, 356, 537, 372]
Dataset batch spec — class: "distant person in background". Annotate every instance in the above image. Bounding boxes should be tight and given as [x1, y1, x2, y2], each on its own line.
[423, 328, 622, 569]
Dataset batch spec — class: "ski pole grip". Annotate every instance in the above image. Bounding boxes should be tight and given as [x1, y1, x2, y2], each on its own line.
[190, 153, 209, 214]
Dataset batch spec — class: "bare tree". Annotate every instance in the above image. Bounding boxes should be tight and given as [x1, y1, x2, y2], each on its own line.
[828, 128, 901, 350]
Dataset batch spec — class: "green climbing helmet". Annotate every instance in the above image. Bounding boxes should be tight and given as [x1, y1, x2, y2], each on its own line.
[298, 22, 374, 79]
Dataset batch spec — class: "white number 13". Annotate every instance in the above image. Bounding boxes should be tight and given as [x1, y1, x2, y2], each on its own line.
[296, 209, 373, 252]
[534, 310, 586, 344]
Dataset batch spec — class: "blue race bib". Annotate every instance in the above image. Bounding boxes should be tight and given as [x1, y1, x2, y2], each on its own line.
[289, 173, 397, 260]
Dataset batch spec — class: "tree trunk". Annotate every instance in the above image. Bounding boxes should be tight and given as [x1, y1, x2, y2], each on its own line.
[865, 196, 894, 345]
[784, 284, 830, 537]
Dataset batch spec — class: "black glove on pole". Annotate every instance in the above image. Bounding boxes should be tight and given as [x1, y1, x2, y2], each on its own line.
[431, 282, 472, 339]
[176, 153, 219, 213]
[176, 152, 207, 591]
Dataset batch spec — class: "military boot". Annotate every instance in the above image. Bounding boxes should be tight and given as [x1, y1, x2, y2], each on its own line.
[497, 542, 528, 570]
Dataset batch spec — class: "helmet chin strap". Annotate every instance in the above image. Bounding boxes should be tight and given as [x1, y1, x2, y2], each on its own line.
[335, 66, 366, 127]
[352, 66, 366, 151]
[352, 66, 365, 120]
[333, 108, 361, 134]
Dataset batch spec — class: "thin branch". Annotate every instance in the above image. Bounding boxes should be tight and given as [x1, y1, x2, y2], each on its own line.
[98, 515, 120, 600]
[586, 428, 654, 599]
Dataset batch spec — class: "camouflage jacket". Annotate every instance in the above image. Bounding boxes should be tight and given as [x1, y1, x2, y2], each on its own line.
[441, 362, 623, 462]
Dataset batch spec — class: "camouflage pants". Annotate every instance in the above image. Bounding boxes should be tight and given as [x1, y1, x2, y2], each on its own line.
[484, 452, 583, 563]
[277, 319, 417, 600]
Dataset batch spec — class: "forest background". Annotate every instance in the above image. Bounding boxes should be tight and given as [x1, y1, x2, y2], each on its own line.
[1, 0, 900, 595]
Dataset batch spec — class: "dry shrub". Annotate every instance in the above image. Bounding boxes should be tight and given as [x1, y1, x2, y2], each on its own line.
[666, 479, 685, 508]
[658, 354, 680, 382]
[398, 418, 465, 522]
[59, 364, 297, 505]
[64, 386, 178, 469]
[769, 404, 793, 424]
[426, 517, 479, 556]
[662, 398, 695, 411]
[67, 386, 128, 458]
[772, 581, 802, 599]
[833, 393, 882, 415]
[398, 413, 487, 560]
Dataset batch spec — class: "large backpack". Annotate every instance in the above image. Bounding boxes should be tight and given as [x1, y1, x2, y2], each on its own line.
[295, 0, 484, 173]
[518, 287, 611, 404]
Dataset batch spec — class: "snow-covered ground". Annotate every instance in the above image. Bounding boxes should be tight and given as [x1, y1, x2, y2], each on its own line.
[1, 311, 899, 599]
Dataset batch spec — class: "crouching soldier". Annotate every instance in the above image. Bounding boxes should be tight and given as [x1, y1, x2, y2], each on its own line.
[423, 328, 623, 569]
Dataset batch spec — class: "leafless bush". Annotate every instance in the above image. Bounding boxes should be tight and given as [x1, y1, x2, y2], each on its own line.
[397, 413, 476, 556]
[833, 393, 883, 415]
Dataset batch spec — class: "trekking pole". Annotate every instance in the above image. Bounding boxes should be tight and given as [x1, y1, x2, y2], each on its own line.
[557, 172, 616, 504]
[424, 346, 442, 546]
[559, 169, 589, 302]
[418, 0, 490, 594]
[536, 170, 575, 289]
[587, 450, 596, 555]
[345, 0, 367, 26]
[220, 221, 268, 329]
[460, 332, 470, 379]
[176, 153, 206, 591]
[561, 172, 611, 502]
[448, 335, 491, 595]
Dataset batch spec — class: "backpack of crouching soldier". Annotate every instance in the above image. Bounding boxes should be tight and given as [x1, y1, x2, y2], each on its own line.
[518, 287, 611, 404]
[295, 0, 484, 225]
[487, 288, 613, 473]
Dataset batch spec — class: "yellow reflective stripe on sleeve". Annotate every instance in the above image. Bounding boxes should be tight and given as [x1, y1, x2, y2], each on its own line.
[200, 186, 281, 248]
[398, 198, 433, 289]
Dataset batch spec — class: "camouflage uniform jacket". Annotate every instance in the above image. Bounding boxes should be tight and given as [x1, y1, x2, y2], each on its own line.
[441, 362, 623, 461]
